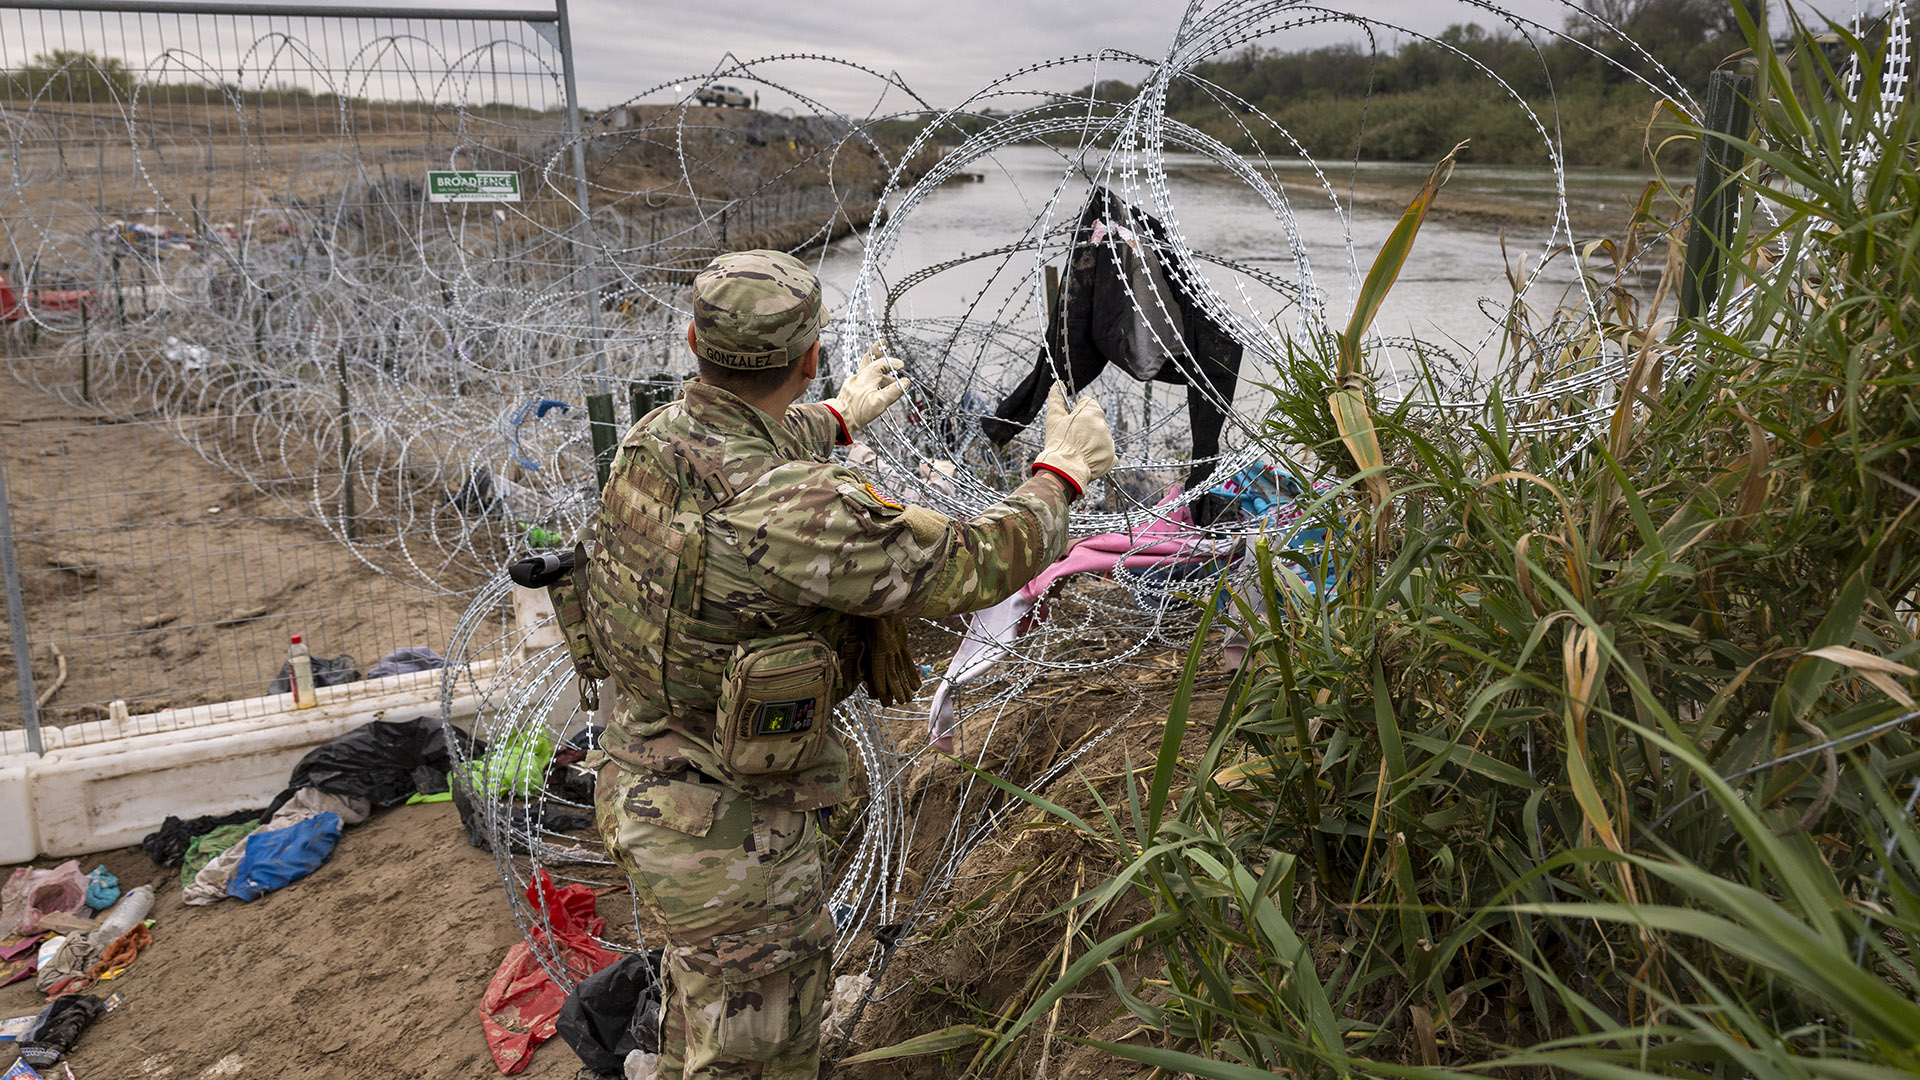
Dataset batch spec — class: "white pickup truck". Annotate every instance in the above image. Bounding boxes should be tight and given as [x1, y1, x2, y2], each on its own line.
[695, 83, 751, 107]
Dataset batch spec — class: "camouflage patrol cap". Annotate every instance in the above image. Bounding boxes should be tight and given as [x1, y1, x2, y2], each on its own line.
[691, 250, 824, 370]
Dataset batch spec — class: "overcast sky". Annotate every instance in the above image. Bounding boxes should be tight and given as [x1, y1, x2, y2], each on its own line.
[554, 0, 1593, 112]
[21, 0, 1842, 116]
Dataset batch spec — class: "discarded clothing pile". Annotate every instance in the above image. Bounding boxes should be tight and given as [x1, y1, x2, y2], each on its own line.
[480, 871, 621, 1074]
[928, 465, 1335, 750]
[177, 796, 352, 906]
[95, 218, 196, 253]
[367, 644, 448, 680]
[136, 716, 466, 906]
[983, 185, 1244, 512]
[0, 861, 127, 991]
[268, 652, 360, 695]
[37, 885, 155, 995]
[141, 809, 264, 869]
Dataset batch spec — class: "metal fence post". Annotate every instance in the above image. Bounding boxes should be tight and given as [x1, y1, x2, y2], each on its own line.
[0, 457, 43, 754]
[1679, 70, 1755, 322]
[586, 392, 618, 493]
[337, 347, 357, 540]
[554, 0, 606, 376]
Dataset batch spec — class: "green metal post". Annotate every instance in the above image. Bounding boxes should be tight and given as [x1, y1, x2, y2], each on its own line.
[1679, 70, 1755, 322]
[587, 392, 618, 493]
[629, 372, 678, 424]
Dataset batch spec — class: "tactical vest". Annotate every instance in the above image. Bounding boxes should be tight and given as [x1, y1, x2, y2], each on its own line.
[576, 406, 846, 749]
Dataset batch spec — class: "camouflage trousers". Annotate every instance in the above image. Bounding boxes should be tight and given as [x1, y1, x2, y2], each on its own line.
[596, 764, 836, 1079]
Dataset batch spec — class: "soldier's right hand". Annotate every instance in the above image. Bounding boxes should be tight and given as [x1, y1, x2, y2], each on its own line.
[1030, 382, 1116, 499]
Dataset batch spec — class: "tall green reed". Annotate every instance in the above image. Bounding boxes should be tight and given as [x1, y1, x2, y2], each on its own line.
[893, 8, 1920, 1077]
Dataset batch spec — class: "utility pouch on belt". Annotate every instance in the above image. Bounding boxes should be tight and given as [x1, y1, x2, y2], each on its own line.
[716, 632, 835, 776]
[547, 544, 609, 683]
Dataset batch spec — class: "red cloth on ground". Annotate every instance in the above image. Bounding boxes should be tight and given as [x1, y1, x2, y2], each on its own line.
[479, 871, 619, 1074]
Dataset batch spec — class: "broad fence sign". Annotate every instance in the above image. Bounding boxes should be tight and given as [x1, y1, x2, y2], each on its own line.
[426, 170, 522, 203]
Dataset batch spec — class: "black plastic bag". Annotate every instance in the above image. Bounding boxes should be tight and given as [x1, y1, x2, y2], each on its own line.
[267, 717, 468, 812]
[268, 653, 360, 695]
[450, 775, 594, 853]
[450, 774, 490, 849]
[556, 950, 662, 1071]
[548, 761, 597, 805]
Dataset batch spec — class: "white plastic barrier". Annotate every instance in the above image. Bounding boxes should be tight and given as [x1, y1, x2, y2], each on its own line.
[0, 661, 497, 863]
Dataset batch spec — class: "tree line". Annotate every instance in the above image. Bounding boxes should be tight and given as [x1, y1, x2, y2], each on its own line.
[0, 49, 543, 116]
[1141, 0, 1751, 167]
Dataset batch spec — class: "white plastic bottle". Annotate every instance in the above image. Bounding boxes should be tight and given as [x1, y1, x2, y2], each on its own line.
[92, 885, 153, 949]
[289, 635, 317, 709]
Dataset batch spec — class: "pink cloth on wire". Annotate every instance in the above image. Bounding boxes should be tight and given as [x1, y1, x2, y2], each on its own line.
[930, 489, 1222, 749]
[1019, 495, 1199, 601]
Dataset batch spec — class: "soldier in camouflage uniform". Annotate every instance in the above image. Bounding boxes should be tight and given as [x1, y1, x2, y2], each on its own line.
[583, 249, 1116, 1079]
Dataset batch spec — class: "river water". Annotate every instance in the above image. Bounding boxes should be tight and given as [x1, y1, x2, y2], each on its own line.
[818, 144, 1656, 345]
[811, 144, 1656, 481]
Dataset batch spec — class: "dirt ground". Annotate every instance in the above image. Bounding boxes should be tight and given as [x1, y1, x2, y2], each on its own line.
[0, 603, 1226, 1079]
[829, 626, 1237, 1080]
[0, 669, 1217, 1080]
[0, 372, 471, 728]
[0, 802, 593, 1079]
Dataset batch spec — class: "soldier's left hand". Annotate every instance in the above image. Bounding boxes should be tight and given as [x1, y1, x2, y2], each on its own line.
[824, 339, 910, 437]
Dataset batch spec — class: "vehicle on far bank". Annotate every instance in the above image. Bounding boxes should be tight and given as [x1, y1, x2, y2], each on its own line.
[695, 83, 751, 107]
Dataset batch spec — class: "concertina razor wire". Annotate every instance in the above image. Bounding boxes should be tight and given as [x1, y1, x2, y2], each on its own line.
[3, 0, 1908, 997]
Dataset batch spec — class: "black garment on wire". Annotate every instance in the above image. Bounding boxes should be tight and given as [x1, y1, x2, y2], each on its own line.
[982, 186, 1242, 505]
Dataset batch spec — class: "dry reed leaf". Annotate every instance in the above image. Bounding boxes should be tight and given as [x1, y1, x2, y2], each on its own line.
[1329, 383, 1390, 510]
[1411, 1005, 1440, 1065]
[1733, 408, 1772, 522]
[1212, 753, 1287, 791]
[1564, 626, 1603, 739]
[1804, 645, 1919, 677]
[1805, 646, 1918, 707]
[1562, 625, 1642, 904]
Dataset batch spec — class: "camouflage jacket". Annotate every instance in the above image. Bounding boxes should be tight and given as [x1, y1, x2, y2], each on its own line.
[589, 379, 1074, 810]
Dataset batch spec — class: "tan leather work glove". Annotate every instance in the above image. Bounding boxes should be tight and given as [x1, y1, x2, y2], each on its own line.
[822, 339, 909, 442]
[1030, 382, 1116, 499]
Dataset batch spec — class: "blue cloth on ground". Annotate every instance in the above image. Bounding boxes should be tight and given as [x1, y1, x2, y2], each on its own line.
[1207, 462, 1305, 519]
[1204, 462, 1339, 597]
[83, 865, 119, 912]
[227, 813, 342, 901]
